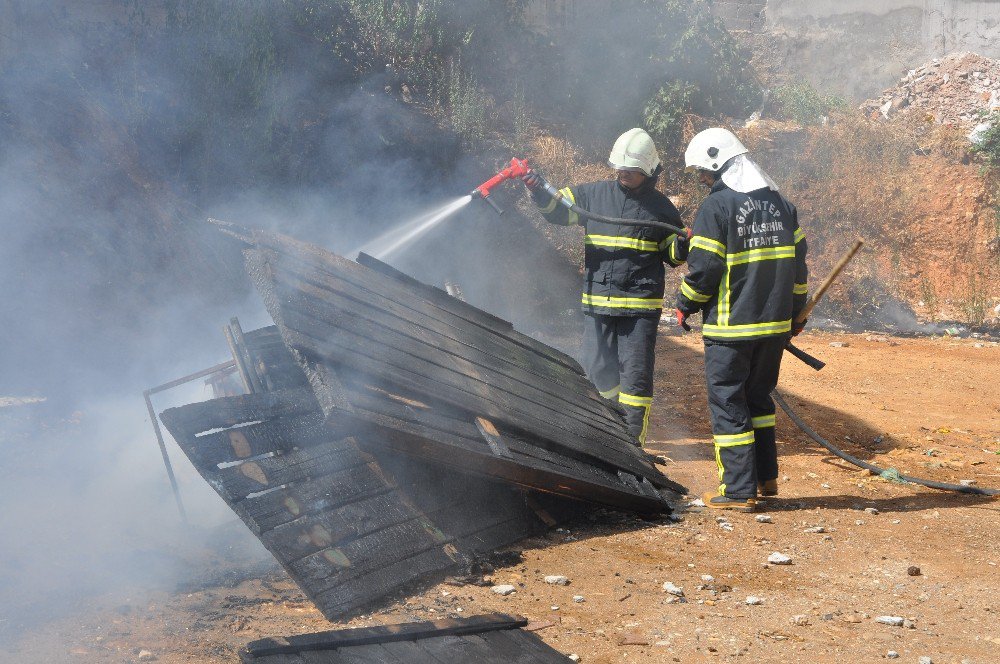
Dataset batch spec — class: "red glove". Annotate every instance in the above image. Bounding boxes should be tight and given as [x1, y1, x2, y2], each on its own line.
[521, 170, 542, 189]
[791, 318, 807, 336]
[675, 308, 691, 331]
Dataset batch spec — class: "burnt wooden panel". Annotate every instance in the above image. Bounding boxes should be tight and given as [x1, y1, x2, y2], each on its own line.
[160, 388, 562, 621]
[239, 231, 665, 474]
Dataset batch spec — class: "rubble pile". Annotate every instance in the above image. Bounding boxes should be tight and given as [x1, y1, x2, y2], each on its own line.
[860, 52, 1000, 129]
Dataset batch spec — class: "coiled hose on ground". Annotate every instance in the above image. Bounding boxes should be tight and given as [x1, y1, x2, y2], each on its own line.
[773, 390, 999, 497]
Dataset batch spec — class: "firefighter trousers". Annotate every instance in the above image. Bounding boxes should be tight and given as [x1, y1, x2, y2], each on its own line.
[582, 313, 659, 446]
[703, 336, 786, 499]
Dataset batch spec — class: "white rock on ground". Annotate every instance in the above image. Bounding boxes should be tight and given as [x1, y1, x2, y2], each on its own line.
[887, 651, 899, 659]
[701, 575, 715, 582]
[875, 615, 905, 626]
[544, 575, 570, 585]
[568, 654, 581, 662]
[918, 657, 933, 664]
[491, 584, 516, 596]
[573, 595, 585, 603]
[755, 515, 773, 523]
[745, 596, 764, 605]
[768, 552, 792, 565]
[662, 582, 685, 597]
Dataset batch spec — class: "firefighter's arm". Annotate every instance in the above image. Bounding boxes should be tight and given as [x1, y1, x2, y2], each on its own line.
[675, 201, 726, 314]
[529, 183, 584, 226]
[664, 229, 690, 267]
[791, 212, 809, 321]
[658, 205, 688, 267]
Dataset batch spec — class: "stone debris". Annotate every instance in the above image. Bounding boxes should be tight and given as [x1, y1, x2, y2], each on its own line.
[959, 479, 977, 486]
[662, 582, 685, 597]
[568, 655, 581, 662]
[768, 552, 792, 565]
[573, 595, 585, 603]
[829, 341, 849, 348]
[137, 652, 157, 662]
[745, 596, 764, 605]
[887, 651, 899, 659]
[491, 584, 516, 596]
[688, 498, 706, 508]
[918, 657, 933, 664]
[755, 514, 773, 523]
[907, 566, 922, 576]
[544, 575, 570, 586]
[790, 614, 810, 626]
[864, 507, 880, 515]
[861, 52, 1000, 130]
[803, 526, 826, 534]
[876, 615, 905, 626]
[701, 574, 715, 582]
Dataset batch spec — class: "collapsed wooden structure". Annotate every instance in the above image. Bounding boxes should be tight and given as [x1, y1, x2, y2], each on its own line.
[241, 614, 572, 663]
[159, 224, 685, 620]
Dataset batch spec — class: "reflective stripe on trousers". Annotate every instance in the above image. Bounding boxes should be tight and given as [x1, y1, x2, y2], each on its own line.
[583, 314, 659, 446]
[704, 337, 786, 498]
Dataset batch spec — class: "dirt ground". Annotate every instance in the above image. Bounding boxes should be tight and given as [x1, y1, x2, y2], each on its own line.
[4, 330, 998, 663]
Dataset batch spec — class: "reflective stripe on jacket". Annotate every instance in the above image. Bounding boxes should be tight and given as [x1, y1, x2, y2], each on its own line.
[532, 178, 686, 316]
[676, 180, 808, 341]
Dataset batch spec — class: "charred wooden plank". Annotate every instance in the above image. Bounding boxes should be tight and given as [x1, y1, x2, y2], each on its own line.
[261, 492, 416, 562]
[243, 614, 535, 660]
[234, 463, 391, 534]
[356, 252, 585, 377]
[180, 412, 328, 469]
[202, 438, 366, 503]
[159, 388, 318, 439]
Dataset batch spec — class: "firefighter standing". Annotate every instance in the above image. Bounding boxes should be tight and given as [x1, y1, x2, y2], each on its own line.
[675, 128, 808, 510]
[522, 129, 688, 446]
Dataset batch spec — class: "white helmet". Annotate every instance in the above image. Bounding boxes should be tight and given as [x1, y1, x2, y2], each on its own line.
[684, 128, 748, 172]
[608, 128, 661, 177]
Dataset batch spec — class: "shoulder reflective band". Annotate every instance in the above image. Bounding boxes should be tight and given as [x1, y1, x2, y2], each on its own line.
[751, 414, 776, 429]
[581, 293, 663, 309]
[794, 228, 806, 244]
[681, 280, 712, 303]
[726, 246, 796, 266]
[585, 234, 660, 252]
[691, 235, 725, 258]
[702, 319, 792, 338]
[793, 282, 808, 295]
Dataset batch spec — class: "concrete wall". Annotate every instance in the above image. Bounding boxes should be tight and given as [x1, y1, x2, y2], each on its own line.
[712, 1, 768, 32]
[716, 0, 1000, 99]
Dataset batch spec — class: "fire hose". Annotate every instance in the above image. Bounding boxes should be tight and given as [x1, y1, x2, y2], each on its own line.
[774, 391, 1000, 497]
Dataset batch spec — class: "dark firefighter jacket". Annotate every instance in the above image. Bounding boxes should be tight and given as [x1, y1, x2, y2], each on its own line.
[532, 178, 686, 316]
[676, 179, 808, 341]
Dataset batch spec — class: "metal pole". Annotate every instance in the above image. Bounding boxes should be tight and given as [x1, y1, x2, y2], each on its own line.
[144, 389, 188, 523]
[143, 359, 237, 523]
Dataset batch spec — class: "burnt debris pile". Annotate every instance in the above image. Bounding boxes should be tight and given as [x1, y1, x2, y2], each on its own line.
[159, 223, 685, 620]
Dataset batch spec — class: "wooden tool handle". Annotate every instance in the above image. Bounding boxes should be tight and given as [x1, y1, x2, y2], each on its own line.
[795, 239, 864, 324]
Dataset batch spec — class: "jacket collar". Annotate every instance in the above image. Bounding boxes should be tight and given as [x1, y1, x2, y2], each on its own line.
[710, 179, 729, 194]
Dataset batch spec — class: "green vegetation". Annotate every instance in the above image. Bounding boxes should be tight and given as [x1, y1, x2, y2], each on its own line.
[971, 111, 1000, 170]
[770, 81, 847, 125]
